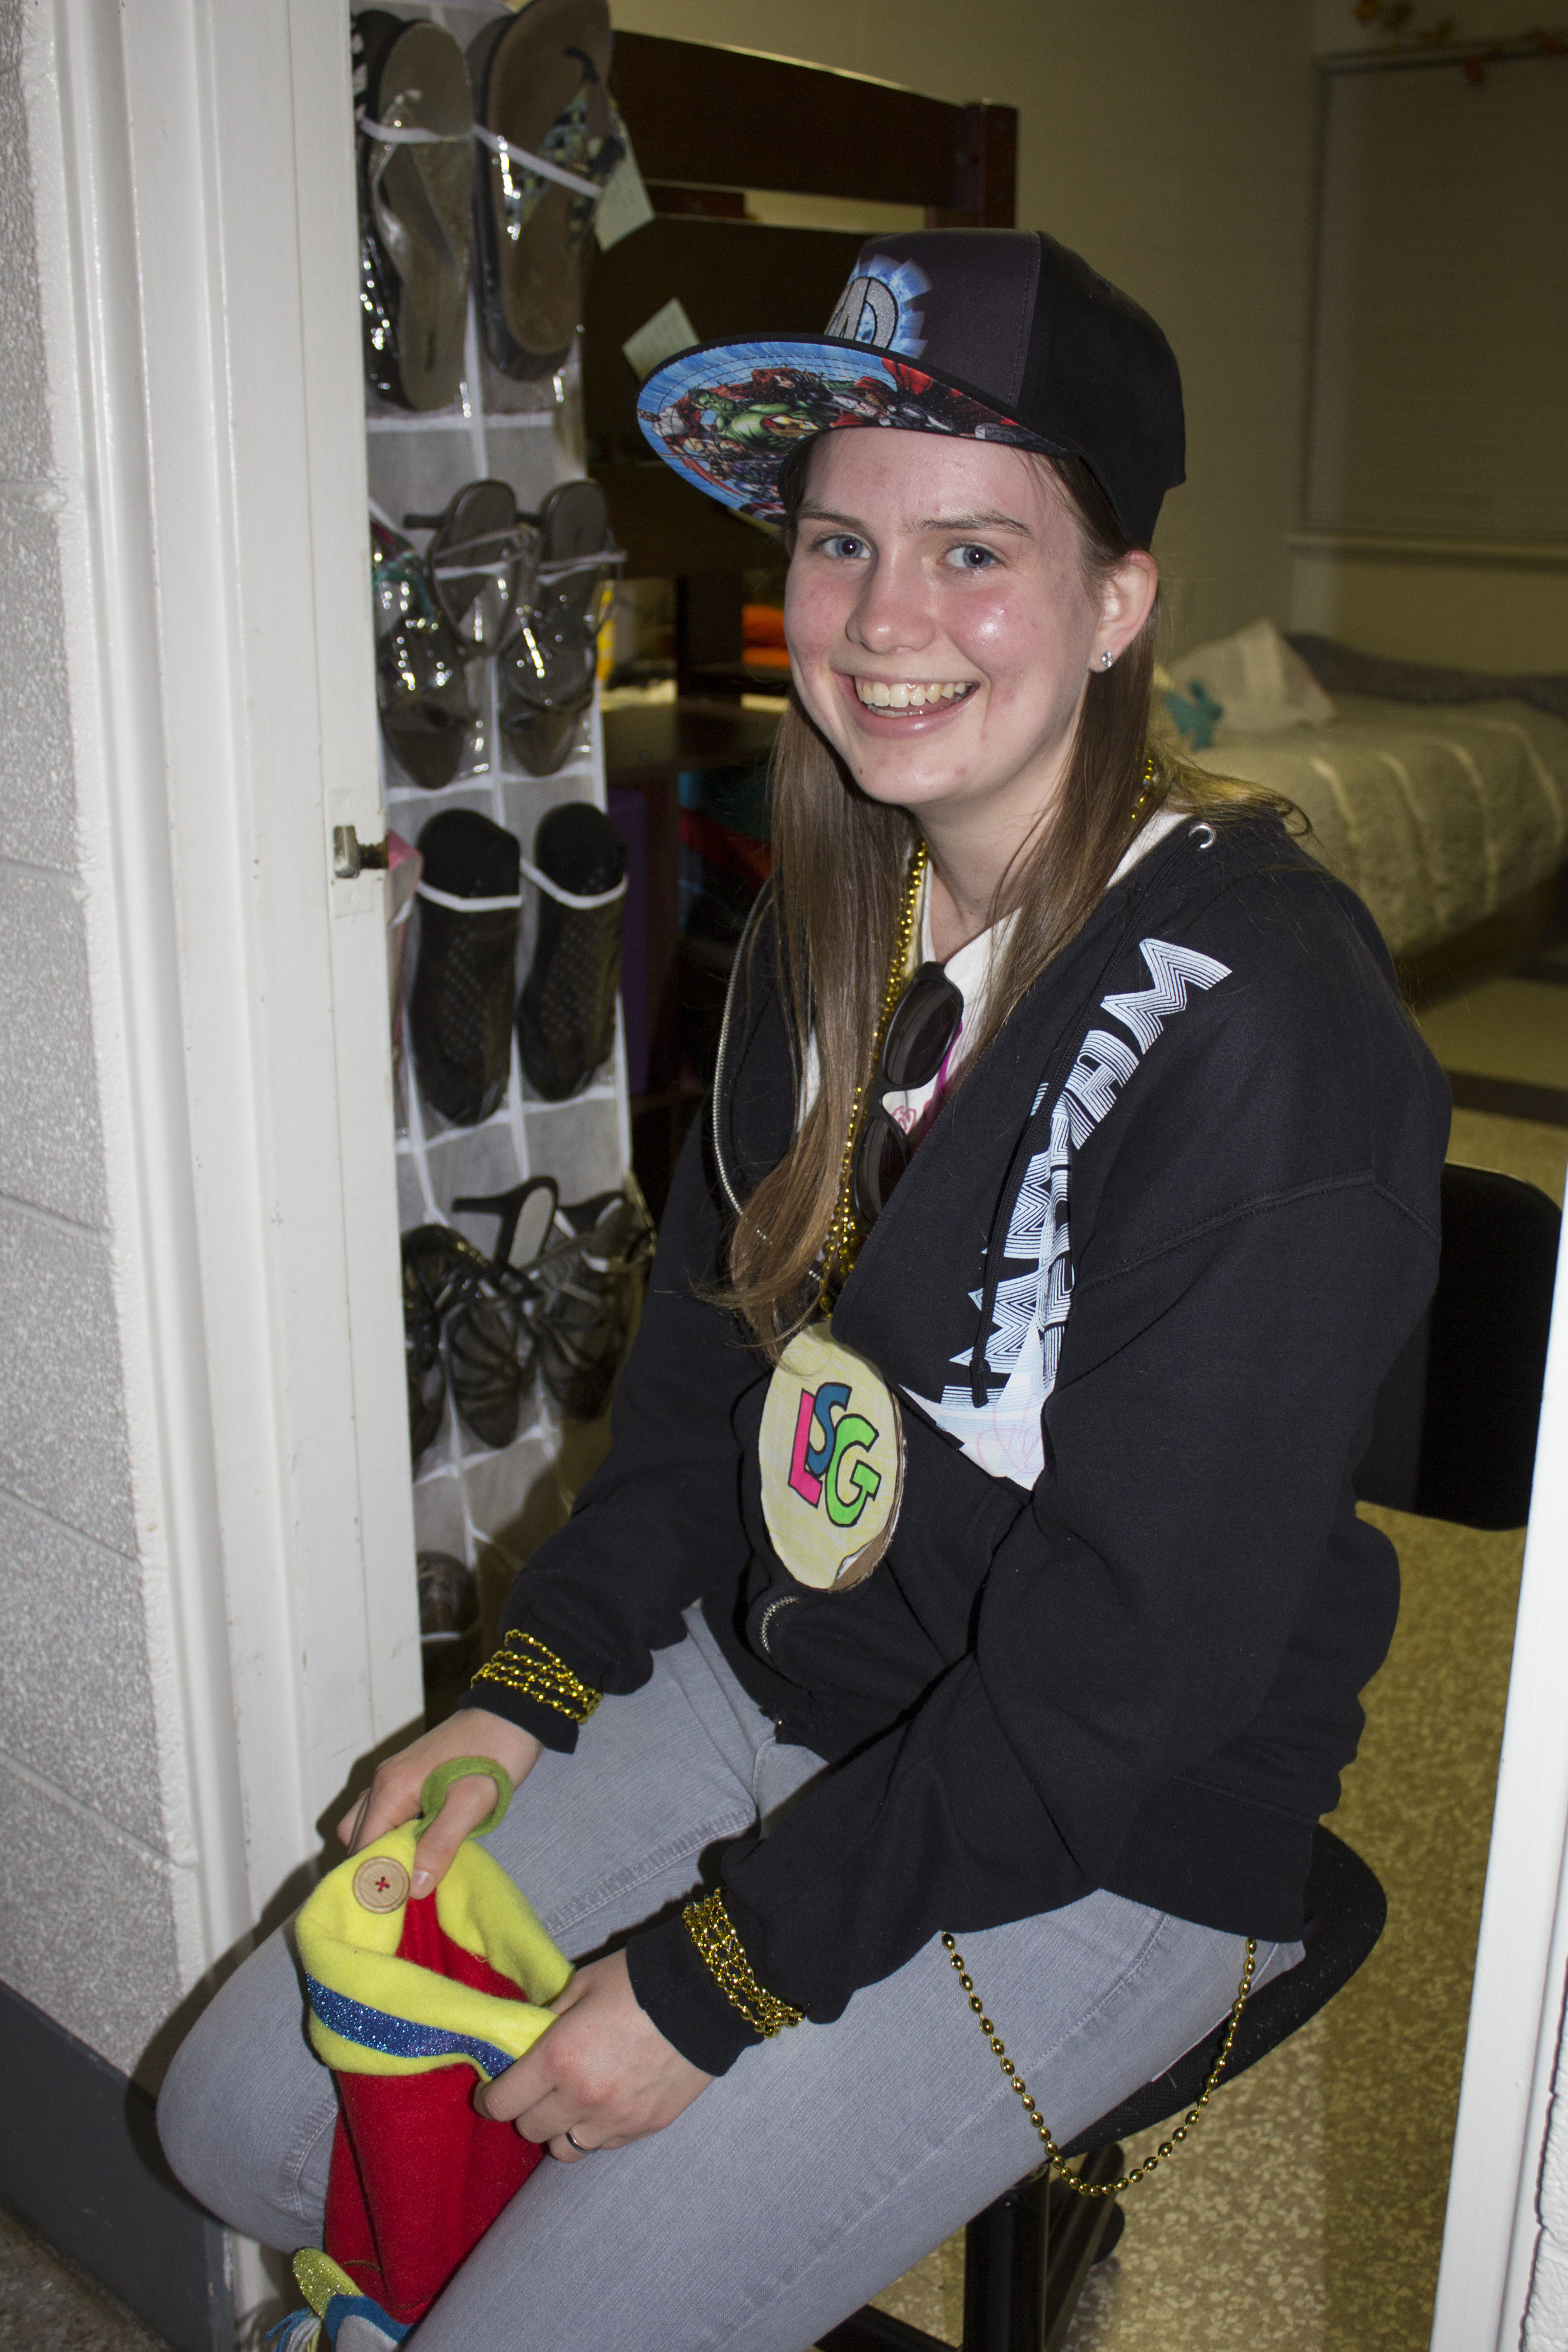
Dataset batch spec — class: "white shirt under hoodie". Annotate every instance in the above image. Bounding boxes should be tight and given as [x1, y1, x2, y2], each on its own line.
[804, 805, 1187, 1485]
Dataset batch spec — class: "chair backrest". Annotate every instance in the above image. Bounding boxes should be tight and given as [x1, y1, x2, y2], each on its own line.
[1355, 1160, 1560, 1530]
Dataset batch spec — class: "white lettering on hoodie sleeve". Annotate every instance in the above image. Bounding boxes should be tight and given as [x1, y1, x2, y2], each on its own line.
[913, 937, 1232, 1485]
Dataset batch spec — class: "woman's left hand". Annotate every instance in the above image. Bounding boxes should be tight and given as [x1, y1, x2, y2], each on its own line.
[477, 1950, 712, 2158]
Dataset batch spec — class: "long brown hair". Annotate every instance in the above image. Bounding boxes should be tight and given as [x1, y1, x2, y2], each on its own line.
[720, 435, 1295, 1351]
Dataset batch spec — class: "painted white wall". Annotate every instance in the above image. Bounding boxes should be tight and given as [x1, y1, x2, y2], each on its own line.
[613, 0, 1321, 655]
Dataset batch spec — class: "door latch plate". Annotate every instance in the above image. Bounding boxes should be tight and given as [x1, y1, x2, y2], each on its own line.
[332, 824, 390, 881]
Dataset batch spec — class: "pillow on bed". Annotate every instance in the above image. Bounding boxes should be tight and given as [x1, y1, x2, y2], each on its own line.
[1165, 618, 1335, 740]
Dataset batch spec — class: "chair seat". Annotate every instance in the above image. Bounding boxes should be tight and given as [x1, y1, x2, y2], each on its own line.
[821, 1824, 1387, 2352]
[1061, 1822, 1385, 2156]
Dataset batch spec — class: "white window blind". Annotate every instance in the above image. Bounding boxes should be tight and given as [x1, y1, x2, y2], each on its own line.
[1306, 56, 1568, 544]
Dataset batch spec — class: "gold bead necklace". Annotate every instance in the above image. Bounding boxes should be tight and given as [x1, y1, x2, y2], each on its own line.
[815, 755, 1162, 1313]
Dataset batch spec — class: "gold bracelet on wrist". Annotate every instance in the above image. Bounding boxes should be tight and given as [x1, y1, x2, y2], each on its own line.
[470, 1629, 602, 1725]
[683, 1890, 803, 2039]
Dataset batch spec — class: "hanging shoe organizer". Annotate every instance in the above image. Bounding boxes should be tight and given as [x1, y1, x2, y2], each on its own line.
[359, 1, 633, 1638]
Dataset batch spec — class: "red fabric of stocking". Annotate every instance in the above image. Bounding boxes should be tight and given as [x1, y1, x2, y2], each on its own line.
[324, 1894, 548, 2323]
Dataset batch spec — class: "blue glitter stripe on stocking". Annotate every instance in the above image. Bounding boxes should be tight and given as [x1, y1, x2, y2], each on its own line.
[306, 1976, 516, 2080]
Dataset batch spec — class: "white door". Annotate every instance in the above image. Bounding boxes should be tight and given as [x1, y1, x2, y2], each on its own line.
[44, 0, 424, 1953]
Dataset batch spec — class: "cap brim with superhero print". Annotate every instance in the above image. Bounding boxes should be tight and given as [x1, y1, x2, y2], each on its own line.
[637, 230, 1185, 551]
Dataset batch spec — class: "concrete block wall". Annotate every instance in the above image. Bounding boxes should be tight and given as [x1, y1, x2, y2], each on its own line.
[0, 0, 189, 2084]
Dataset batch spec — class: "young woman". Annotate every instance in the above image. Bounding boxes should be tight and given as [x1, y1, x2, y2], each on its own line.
[161, 232, 1448, 2349]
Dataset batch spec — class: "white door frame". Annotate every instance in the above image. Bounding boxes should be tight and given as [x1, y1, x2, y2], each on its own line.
[1431, 1206, 1568, 2351]
[37, 0, 423, 1959]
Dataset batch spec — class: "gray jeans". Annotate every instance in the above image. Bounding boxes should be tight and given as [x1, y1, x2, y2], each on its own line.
[158, 1607, 1301, 2351]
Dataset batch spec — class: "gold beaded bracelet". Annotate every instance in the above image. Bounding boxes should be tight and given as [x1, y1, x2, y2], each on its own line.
[683, 1890, 804, 2039]
[470, 1629, 602, 1725]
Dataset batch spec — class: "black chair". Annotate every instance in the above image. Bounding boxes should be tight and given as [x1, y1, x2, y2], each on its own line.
[821, 1162, 1560, 2352]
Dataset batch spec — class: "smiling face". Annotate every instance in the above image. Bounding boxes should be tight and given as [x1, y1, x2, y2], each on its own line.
[783, 430, 1157, 896]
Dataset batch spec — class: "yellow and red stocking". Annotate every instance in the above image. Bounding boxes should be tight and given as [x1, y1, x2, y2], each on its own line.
[292, 1761, 569, 2333]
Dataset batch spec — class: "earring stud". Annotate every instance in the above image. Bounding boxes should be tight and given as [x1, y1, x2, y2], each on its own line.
[1098, 650, 1115, 670]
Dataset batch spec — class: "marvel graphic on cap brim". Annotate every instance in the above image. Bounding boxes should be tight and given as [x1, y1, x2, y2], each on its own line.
[636, 229, 1185, 549]
[637, 340, 1042, 527]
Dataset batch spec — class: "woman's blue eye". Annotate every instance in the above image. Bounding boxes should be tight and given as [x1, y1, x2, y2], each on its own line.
[948, 543, 999, 571]
[820, 534, 867, 560]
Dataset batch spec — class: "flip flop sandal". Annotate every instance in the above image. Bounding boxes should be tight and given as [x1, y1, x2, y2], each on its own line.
[371, 521, 475, 790]
[402, 479, 536, 656]
[352, 13, 475, 411]
[465, 0, 625, 381]
[515, 803, 628, 1100]
[408, 810, 522, 1126]
[529, 1185, 654, 1421]
[497, 482, 620, 775]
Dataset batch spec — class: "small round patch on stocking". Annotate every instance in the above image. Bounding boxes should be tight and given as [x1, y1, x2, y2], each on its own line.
[352, 1855, 411, 1914]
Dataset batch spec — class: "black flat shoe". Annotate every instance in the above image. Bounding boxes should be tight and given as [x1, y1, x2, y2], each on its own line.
[516, 802, 627, 1100]
[408, 810, 522, 1125]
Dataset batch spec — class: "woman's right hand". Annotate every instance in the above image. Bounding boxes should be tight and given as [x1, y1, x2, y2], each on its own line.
[336, 1707, 542, 1898]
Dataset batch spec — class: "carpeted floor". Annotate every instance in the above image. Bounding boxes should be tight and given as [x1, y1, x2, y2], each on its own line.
[0, 2206, 166, 2352]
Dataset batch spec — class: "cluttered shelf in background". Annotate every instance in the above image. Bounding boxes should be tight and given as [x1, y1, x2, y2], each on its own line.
[603, 692, 784, 783]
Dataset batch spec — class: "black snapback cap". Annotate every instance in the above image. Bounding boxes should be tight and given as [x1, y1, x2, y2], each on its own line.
[637, 228, 1185, 549]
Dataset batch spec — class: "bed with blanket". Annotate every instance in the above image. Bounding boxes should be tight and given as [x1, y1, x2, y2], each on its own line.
[1167, 631, 1568, 963]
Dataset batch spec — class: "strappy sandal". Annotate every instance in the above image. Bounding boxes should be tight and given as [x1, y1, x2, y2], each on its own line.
[442, 1177, 560, 1450]
[516, 802, 628, 1099]
[453, 1175, 561, 1273]
[403, 1215, 539, 1454]
[408, 810, 522, 1126]
[497, 480, 621, 775]
[529, 1184, 654, 1421]
[352, 13, 474, 411]
[402, 480, 536, 656]
[371, 520, 475, 789]
[466, 0, 624, 381]
[401, 1228, 452, 1466]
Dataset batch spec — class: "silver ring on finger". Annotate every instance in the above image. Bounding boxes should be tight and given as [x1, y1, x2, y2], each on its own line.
[563, 2127, 595, 2154]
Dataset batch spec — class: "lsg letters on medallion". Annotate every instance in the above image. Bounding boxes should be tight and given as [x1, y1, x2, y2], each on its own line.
[758, 1325, 906, 1592]
[787, 1382, 882, 1528]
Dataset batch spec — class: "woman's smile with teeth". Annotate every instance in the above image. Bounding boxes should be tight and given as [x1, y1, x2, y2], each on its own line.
[852, 678, 975, 711]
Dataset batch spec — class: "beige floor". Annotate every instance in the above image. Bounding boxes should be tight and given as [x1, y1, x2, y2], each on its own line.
[0, 2206, 164, 2352]
[1417, 978, 1568, 1091]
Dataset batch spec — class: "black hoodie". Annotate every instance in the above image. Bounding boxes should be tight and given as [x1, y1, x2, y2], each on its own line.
[461, 814, 1449, 2074]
